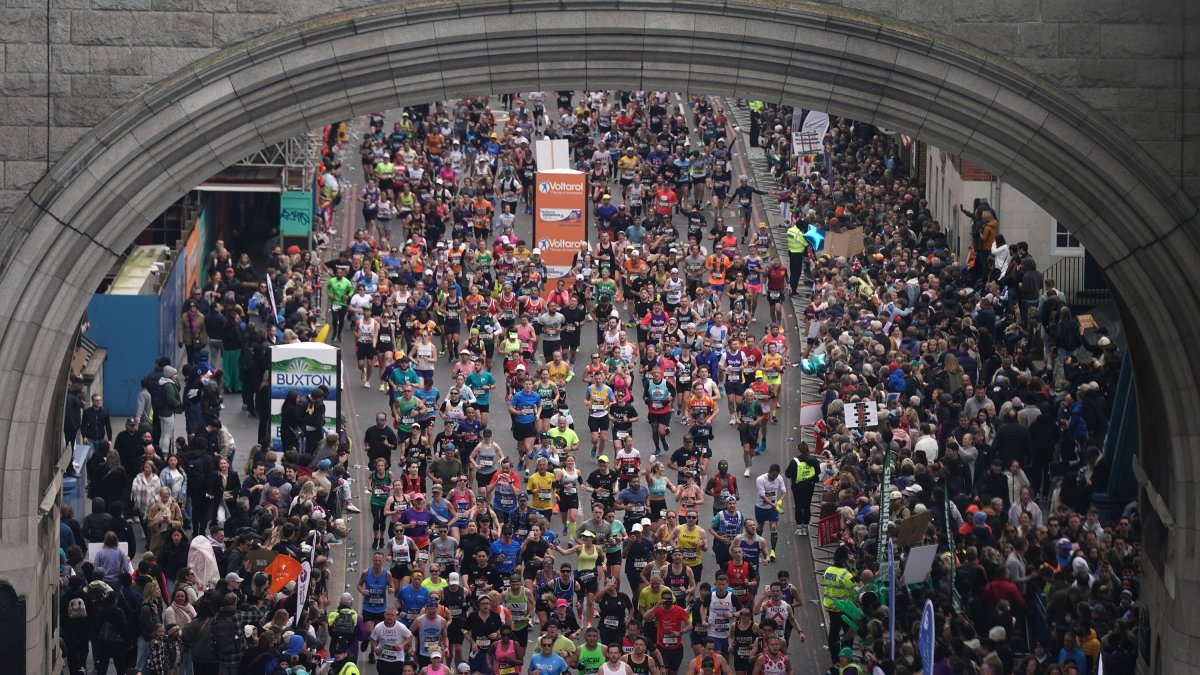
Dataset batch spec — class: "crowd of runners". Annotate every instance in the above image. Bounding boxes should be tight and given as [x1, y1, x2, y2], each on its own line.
[55, 88, 1135, 675]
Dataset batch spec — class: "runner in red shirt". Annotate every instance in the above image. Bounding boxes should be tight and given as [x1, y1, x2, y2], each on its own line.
[643, 588, 692, 675]
[764, 258, 788, 326]
[654, 182, 679, 225]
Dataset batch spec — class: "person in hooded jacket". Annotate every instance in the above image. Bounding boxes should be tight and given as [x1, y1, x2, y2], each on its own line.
[82, 496, 115, 544]
[181, 598, 219, 675]
[109, 500, 139, 559]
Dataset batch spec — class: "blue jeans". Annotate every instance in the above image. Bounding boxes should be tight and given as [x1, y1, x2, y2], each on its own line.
[136, 635, 149, 672]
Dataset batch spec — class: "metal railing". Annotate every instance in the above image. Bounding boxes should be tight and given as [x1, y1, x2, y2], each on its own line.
[1043, 253, 1111, 311]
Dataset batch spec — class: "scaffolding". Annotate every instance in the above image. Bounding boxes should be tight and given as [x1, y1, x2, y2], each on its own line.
[232, 131, 324, 190]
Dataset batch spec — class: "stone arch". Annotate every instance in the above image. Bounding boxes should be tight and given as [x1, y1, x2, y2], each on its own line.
[1, 0, 1197, 670]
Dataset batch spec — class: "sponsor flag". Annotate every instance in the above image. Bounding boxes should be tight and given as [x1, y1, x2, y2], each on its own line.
[265, 554, 303, 594]
[534, 169, 587, 280]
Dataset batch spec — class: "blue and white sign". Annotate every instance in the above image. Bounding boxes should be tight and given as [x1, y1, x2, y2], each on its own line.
[919, 598, 935, 675]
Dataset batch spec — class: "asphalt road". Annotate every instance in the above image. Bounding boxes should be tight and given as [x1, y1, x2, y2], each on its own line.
[327, 96, 830, 674]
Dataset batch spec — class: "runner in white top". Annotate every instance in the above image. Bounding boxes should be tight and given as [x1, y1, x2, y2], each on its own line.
[754, 466, 787, 561]
[601, 644, 632, 675]
[371, 606, 415, 664]
[706, 575, 740, 646]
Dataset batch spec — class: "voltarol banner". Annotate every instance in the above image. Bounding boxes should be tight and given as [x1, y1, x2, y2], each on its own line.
[534, 169, 587, 280]
[270, 342, 341, 451]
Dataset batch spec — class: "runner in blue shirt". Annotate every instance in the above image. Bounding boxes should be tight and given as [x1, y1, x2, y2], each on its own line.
[509, 378, 542, 458]
[397, 575, 431, 625]
[529, 636, 571, 675]
[489, 525, 523, 576]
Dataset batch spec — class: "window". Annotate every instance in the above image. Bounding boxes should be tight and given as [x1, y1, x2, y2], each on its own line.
[1051, 218, 1083, 256]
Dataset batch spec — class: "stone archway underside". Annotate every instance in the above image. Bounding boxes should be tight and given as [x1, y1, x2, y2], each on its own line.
[1, 0, 1199, 668]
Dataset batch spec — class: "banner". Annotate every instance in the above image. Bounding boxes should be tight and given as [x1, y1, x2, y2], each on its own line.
[534, 169, 587, 280]
[792, 111, 829, 155]
[888, 538, 896, 661]
[271, 342, 341, 451]
[876, 447, 893, 561]
[291, 560, 311, 628]
[919, 598, 935, 675]
[816, 513, 842, 547]
[945, 488, 961, 612]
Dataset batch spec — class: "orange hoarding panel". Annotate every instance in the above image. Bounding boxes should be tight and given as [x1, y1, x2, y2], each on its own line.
[534, 170, 588, 279]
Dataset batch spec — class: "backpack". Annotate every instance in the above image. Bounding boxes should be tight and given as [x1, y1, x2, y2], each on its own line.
[185, 455, 208, 493]
[67, 597, 88, 620]
[210, 615, 243, 658]
[329, 609, 357, 638]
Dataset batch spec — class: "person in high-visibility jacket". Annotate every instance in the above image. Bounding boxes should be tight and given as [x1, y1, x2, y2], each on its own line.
[785, 440, 820, 536]
[785, 221, 809, 293]
[822, 546, 857, 663]
[835, 647, 863, 674]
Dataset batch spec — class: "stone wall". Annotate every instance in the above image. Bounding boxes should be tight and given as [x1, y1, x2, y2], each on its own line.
[0, 1, 1196, 673]
[0, 0, 1195, 218]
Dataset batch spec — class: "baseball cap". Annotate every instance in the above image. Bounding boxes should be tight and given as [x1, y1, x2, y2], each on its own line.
[555, 598, 569, 608]
[457, 664, 471, 673]
[632, 523, 643, 532]
[225, 572, 244, 583]
[597, 455, 610, 463]
[413, 493, 426, 501]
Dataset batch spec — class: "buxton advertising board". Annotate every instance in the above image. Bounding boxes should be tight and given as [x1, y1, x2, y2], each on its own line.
[534, 169, 587, 280]
[270, 342, 341, 451]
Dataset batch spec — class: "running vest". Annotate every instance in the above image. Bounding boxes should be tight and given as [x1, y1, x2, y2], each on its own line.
[676, 527, 702, 567]
[364, 567, 388, 613]
[577, 644, 605, 675]
[708, 591, 736, 638]
[665, 567, 690, 601]
[505, 589, 531, 629]
[646, 379, 671, 413]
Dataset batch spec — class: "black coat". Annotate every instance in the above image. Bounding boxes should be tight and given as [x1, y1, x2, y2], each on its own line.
[992, 421, 1033, 468]
[211, 471, 242, 515]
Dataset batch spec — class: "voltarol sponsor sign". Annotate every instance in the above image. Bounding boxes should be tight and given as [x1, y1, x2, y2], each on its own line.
[534, 169, 587, 279]
[270, 342, 341, 451]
